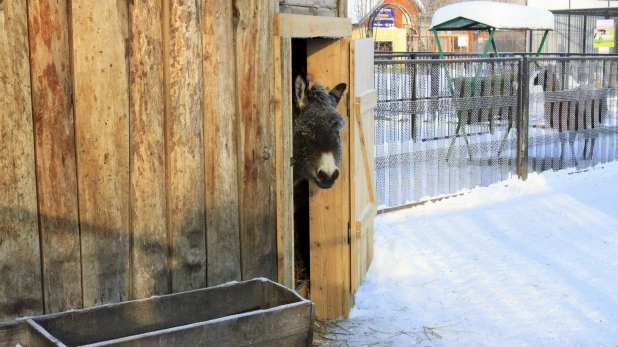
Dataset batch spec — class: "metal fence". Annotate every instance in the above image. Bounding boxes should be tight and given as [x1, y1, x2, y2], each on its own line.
[526, 56, 618, 174]
[375, 55, 618, 208]
[530, 9, 618, 55]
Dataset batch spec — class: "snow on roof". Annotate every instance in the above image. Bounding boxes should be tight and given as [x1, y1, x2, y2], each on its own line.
[430, 1, 555, 31]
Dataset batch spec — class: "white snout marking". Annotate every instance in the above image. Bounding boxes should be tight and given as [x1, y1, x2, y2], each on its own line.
[316, 152, 338, 178]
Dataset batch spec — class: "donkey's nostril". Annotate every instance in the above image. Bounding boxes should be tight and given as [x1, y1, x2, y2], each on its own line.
[332, 169, 339, 181]
[317, 169, 329, 182]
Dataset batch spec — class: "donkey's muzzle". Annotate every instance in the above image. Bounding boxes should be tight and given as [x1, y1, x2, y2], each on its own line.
[315, 168, 339, 189]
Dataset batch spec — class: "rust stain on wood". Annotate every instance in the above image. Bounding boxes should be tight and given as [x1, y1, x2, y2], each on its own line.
[167, 0, 206, 292]
[235, 0, 277, 282]
[28, 0, 82, 314]
[202, 0, 241, 287]
[71, 0, 131, 308]
[129, 0, 170, 300]
[0, 0, 43, 320]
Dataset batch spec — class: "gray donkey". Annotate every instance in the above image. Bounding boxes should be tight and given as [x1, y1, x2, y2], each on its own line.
[293, 75, 347, 189]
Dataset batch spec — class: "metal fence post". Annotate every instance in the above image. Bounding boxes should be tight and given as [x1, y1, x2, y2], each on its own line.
[517, 57, 530, 180]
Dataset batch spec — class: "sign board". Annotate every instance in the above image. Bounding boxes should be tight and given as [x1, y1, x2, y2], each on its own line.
[374, 8, 395, 28]
[594, 19, 615, 49]
[457, 35, 469, 47]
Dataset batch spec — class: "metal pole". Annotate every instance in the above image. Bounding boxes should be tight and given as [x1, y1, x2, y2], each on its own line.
[491, 33, 500, 57]
[567, 14, 571, 54]
[517, 57, 530, 180]
[583, 15, 587, 53]
[433, 29, 445, 59]
[536, 30, 549, 57]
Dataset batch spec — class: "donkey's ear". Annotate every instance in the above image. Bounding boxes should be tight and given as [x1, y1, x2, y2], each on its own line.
[294, 75, 309, 110]
[329, 83, 347, 106]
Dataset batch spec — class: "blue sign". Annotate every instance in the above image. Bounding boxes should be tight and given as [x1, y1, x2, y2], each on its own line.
[374, 8, 395, 28]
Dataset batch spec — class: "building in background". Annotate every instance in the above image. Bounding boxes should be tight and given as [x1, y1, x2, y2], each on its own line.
[528, 0, 618, 54]
[352, 0, 424, 52]
[351, 0, 530, 52]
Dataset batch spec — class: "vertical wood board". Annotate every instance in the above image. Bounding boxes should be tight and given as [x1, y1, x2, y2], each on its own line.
[71, 0, 131, 307]
[351, 38, 376, 293]
[129, 0, 170, 300]
[167, 0, 206, 293]
[235, 0, 278, 281]
[307, 38, 352, 319]
[202, 0, 242, 287]
[348, 39, 357, 295]
[274, 36, 295, 289]
[27, 0, 82, 314]
[0, 0, 43, 320]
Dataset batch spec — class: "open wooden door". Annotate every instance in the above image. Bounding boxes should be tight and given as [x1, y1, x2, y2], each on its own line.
[307, 38, 352, 319]
[350, 38, 377, 293]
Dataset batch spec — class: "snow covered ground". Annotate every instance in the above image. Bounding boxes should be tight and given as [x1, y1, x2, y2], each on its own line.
[319, 161, 618, 346]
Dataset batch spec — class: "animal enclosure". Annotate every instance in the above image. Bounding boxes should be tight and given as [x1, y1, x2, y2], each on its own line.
[0, 0, 279, 321]
[1, 0, 375, 323]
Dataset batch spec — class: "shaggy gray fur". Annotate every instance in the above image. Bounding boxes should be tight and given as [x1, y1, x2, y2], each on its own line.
[293, 75, 347, 189]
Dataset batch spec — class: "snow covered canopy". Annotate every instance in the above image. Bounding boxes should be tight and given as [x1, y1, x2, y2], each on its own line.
[430, 1, 554, 31]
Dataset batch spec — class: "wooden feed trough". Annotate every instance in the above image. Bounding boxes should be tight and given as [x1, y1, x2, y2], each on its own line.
[274, 13, 378, 319]
[0, 279, 314, 346]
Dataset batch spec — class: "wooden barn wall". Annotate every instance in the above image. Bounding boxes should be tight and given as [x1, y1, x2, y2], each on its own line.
[279, 0, 345, 17]
[0, 0, 281, 321]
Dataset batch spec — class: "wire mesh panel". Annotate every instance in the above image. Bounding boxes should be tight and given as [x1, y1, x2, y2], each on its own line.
[374, 58, 522, 208]
[527, 57, 618, 174]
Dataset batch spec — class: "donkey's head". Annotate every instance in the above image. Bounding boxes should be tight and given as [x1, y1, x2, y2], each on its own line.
[293, 75, 347, 189]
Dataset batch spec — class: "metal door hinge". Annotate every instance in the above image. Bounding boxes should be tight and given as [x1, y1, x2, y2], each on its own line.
[347, 222, 351, 245]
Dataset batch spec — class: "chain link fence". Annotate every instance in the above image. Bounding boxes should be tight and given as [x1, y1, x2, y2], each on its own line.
[527, 56, 618, 174]
[375, 57, 522, 208]
[375, 55, 618, 209]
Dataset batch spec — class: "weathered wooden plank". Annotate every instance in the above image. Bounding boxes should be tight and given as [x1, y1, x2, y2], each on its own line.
[275, 13, 351, 38]
[275, 36, 295, 289]
[355, 202, 374, 236]
[356, 89, 377, 114]
[348, 39, 357, 298]
[26, 320, 65, 347]
[202, 0, 241, 287]
[71, 0, 131, 307]
[34, 280, 263, 346]
[128, 0, 170, 300]
[167, 0, 206, 292]
[235, 0, 278, 281]
[278, 5, 337, 17]
[80, 303, 313, 347]
[351, 38, 375, 294]
[0, 320, 60, 347]
[28, 0, 82, 316]
[279, 0, 338, 7]
[307, 38, 352, 319]
[260, 278, 304, 309]
[355, 100, 375, 204]
[0, 0, 43, 320]
[337, 0, 347, 17]
[0, 321, 24, 347]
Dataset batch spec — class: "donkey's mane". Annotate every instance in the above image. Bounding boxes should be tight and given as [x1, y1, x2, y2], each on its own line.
[307, 83, 336, 107]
